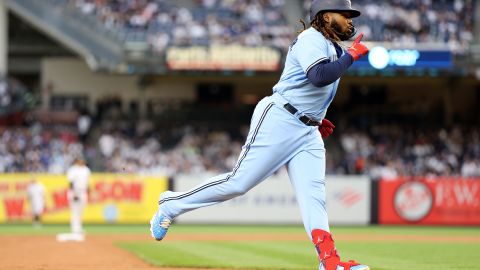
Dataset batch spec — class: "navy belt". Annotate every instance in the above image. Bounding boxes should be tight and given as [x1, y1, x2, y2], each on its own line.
[283, 103, 321, 126]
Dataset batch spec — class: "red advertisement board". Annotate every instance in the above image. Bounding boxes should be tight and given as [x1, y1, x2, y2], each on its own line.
[379, 178, 480, 225]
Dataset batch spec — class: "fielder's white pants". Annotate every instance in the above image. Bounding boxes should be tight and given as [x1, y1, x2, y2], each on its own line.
[160, 93, 329, 236]
[69, 193, 87, 234]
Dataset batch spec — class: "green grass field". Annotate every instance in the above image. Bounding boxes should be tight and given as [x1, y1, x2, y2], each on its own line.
[1, 224, 479, 270]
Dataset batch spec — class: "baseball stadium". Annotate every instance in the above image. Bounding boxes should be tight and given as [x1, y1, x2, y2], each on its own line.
[0, 0, 479, 269]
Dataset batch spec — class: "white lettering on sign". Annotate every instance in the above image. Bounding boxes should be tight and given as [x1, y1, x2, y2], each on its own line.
[369, 46, 420, 69]
[454, 183, 478, 206]
[435, 181, 479, 207]
[166, 45, 281, 71]
[389, 50, 420, 66]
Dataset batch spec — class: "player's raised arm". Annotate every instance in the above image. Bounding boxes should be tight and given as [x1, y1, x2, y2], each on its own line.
[300, 6, 369, 88]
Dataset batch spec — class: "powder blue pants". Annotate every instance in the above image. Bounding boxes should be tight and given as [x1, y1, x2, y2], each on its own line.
[159, 93, 329, 237]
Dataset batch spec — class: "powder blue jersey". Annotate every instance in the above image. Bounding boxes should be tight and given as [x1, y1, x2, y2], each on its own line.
[155, 7, 368, 270]
[273, 27, 343, 121]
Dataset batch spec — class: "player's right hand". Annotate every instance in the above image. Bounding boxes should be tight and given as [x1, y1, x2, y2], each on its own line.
[319, 118, 335, 138]
[347, 33, 369, 61]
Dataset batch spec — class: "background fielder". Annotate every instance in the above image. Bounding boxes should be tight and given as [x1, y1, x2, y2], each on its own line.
[67, 157, 91, 235]
[27, 179, 46, 227]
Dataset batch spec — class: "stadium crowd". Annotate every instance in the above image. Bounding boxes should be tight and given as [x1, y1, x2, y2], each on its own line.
[0, 76, 33, 115]
[303, 0, 475, 53]
[1, 121, 479, 179]
[66, 0, 293, 52]
[337, 125, 480, 179]
[96, 125, 245, 176]
[0, 124, 85, 174]
[57, 0, 475, 53]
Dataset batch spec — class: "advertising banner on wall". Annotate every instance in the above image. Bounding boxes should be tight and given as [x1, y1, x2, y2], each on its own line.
[166, 45, 281, 71]
[327, 176, 371, 225]
[379, 178, 480, 225]
[0, 174, 168, 223]
[174, 171, 370, 225]
[353, 48, 452, 70]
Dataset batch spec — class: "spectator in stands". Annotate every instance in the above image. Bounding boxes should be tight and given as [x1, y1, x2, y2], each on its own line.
[77, 109, 92, 143]
[461, 157, 480, 177]
[98, 131, 115, 158]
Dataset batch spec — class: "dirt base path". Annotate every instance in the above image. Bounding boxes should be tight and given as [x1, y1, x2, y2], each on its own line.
[0, 234, 189, 270]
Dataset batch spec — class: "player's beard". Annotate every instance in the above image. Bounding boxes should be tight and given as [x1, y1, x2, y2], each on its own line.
[331, 19, 355, 41]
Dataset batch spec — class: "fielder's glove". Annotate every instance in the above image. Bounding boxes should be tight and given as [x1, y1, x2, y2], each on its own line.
[319, 118, 335, 138]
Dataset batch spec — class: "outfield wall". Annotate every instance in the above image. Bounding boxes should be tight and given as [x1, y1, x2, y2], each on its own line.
[378, 177, 480, 225]
[0, 174, 168, 223]
[174, 171, 371, 225]
[1, 173, 479, 225]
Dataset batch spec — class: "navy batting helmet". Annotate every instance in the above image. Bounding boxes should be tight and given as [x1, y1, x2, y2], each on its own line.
[309, 0, 361, 22]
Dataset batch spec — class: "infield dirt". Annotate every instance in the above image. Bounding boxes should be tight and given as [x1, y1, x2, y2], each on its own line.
[1, 234, 190, 270]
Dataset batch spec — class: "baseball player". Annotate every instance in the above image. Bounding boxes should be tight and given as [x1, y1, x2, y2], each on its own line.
[27, 179, 46, 227]
[151, 1, 369, 269]
[67, 157, 91, 234]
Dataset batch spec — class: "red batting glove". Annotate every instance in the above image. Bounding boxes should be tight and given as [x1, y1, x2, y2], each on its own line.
[319, 118, 335, 138]
[347, 33, 369, 61]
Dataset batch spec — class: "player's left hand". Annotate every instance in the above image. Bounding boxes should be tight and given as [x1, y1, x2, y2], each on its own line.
[319, 118, 335, 138]
[347, 33, 369, 61]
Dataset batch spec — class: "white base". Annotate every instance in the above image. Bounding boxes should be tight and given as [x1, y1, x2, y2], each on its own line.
[56, 233, 85, 242]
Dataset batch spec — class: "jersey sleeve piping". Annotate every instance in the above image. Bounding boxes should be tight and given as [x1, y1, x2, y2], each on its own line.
[305, 57, 329, 74]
